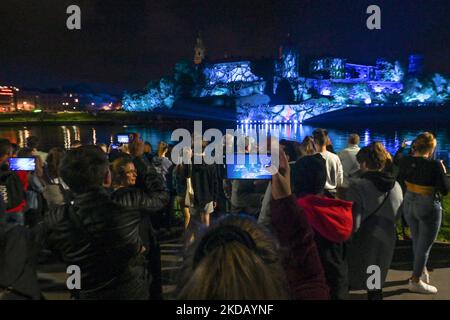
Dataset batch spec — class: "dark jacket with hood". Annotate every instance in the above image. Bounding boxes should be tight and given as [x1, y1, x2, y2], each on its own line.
[297, 194, 353, 300]
[345, 171, 403, 290]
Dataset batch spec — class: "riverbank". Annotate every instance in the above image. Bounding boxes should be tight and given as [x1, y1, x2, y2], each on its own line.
[0, 111, 190, 126]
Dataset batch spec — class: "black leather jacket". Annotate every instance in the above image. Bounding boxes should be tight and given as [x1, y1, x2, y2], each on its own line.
[111, 164, 170, 246]
[0, 224, 41, 299]
[43, 188, 143, 291]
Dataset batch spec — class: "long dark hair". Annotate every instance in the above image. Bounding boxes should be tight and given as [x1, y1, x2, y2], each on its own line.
[46, 147, 66, 180]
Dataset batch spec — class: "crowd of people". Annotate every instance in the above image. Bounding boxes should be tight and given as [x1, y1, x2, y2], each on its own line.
[0, 129, 448, 300]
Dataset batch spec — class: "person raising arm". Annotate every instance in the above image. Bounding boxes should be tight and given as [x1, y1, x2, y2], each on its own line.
[270, 150, 330, 300]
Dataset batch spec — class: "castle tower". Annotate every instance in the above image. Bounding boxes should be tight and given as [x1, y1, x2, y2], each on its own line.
[408, 54, 424, 76]
[278, 33, 299, 78]
[194, 32, 205, 65]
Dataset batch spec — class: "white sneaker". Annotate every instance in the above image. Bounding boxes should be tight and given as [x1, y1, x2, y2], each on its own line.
[408, 279, 438, 294]
[420, 272, 430, 284]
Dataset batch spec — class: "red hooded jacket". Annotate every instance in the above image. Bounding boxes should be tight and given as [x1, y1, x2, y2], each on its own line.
[297, 195, 353, 243]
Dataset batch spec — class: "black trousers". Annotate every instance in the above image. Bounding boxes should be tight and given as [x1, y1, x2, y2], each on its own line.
[315, 234, 349, 300]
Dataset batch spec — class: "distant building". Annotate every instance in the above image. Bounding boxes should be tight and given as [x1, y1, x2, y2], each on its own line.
[0, 86, 18, 112]
[15, 90, 39, 111]
[310, 58, 346, 79]
[345, 63, 377, 80]
[0, 86, 119, 112]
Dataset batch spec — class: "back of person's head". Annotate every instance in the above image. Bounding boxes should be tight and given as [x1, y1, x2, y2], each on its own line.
[356, 142, 392, 172]
[312, 129, 329, 147]
[177, 215, 287, 300]
[293, 154, 327, 196]
[280, 140, 298, 162]
[297, 136, 316, 157]
[0, 139, 12, 159]
[26, 136, 40, 149]
[17, 147, 33, 158]
[144, 141, 152, 153]
[46, 147, 66, 179]
[157, 141, 169, 157]
[111, 156, 134, 187]
[129, 139, 144, 157]
[60, 145, 109, 194]
[413, 132, 436, 155]
[348, 134, 360, 146]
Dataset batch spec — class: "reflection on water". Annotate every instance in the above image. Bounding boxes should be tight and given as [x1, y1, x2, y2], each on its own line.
[0, 123, 449, 165]
[236, 123, 450, 165]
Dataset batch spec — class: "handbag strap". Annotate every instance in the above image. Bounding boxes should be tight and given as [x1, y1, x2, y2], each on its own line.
[369, 190, 391, 217]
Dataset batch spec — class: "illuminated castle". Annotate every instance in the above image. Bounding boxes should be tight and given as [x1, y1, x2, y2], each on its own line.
[122, 36, 449, 122]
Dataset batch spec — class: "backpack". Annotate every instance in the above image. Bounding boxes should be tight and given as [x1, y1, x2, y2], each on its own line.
[42, 177, 73, 210]
[0, 171, 25, 210]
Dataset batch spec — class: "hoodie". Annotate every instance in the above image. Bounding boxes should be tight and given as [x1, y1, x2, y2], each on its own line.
[297, 195, 353, 243]
[361, 171, 396, 193]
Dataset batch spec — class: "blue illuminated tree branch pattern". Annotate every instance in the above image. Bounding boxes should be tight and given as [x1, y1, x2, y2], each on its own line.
[201, 81, 266, 97]
[403, 74, 449, 103]
[203, 62, 260, 86]
[310, 58, 346, 79]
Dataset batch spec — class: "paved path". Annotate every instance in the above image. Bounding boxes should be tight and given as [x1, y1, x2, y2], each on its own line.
[38, 238, 450, 300]
[38, 239, 184, 300]
[350, 240, 450, 300]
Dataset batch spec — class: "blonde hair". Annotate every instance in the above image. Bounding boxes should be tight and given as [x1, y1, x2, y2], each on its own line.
[298, 136, 316, 158]
[348, 134, 360, 145]
[157, 141, 169, 157]
[176, 215, 287, 300]
[413, 132, 436, 155]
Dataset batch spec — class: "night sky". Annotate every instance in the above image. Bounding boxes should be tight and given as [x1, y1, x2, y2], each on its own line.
[0, 0, 449, 95]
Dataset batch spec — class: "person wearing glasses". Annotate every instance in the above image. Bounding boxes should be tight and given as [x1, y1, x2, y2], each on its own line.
[110, 156, 169, 299]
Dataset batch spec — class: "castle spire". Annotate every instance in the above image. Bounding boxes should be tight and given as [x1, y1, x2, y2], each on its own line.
[194, 31, 205, 65]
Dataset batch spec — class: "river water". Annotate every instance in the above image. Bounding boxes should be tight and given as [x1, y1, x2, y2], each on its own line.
[0, 122, 449, 165]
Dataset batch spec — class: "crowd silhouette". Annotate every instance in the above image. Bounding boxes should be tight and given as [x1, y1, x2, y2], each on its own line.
[0, 129, 448, 300]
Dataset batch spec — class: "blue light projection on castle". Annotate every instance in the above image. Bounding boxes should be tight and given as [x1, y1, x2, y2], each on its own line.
[204, 61, 260, 85]
[122, 37, 449, 122]
[200, 61, 266, 98]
